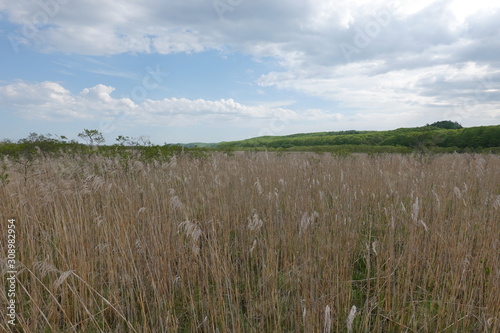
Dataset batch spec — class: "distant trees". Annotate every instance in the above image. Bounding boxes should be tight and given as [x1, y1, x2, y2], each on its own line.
[116, 135, 152, 146]
[116, 135, 130, 146]
[78, 129, 105, 146]
[1, 123, 499, 158]
[219, 124, 500, 152]
[0, 131, 192, 163]
[429, 120, 463, 129]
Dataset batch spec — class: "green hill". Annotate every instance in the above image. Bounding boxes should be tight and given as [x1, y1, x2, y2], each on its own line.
[217, 122, 500, 153]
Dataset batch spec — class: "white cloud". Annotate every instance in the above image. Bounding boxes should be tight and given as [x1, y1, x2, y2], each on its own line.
[1, 79, 497, 142]
[0, 81, 299, 126]
[257, 61, 500, 124]
[2, 0, 494, 58]
[2, 0, 500, 134]
[3, 1, 500, 75]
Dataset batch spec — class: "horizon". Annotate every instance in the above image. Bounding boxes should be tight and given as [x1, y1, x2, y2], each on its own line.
[1, 1, 500, 144]
[3, 120, 492, 146]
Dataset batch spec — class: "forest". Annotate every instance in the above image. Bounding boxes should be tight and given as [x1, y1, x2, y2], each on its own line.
[217, 121, 500, 153]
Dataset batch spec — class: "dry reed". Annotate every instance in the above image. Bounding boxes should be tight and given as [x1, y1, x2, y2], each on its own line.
[0, 152, 499, 332]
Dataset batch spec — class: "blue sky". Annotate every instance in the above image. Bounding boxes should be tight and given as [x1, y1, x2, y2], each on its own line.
[1, 0, 499, 144]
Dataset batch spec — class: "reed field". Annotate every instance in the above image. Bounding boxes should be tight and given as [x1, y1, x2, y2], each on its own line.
[1, 152, 499, 332]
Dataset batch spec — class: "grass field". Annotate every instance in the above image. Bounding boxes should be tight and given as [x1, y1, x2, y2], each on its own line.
[1, 152, 499, 332]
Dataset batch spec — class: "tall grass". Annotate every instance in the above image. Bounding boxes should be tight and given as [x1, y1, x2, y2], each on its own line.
[1, 152, 499, 332]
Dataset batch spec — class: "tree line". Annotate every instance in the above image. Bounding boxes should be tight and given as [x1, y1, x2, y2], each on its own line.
[218, 122, 500, 152]
[0, 129, 205, 161]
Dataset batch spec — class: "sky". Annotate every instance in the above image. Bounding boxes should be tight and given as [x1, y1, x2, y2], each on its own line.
[0, 0, 499, 144]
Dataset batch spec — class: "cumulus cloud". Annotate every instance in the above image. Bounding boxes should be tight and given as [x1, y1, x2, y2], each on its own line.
[258, 61, 500, 105]
[2, 0, 500, 130]
[2, 0, 495, 61]
[0, 81, 299, 126]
